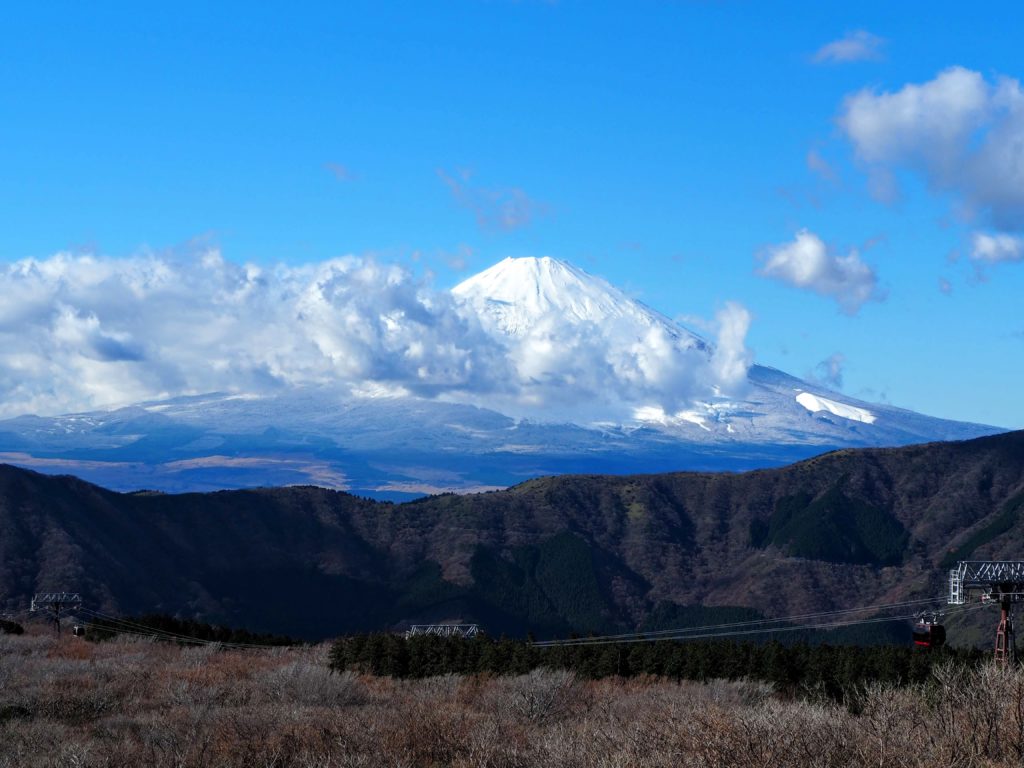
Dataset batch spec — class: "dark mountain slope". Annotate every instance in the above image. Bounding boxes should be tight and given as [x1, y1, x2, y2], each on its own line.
[1, 431, 1023, 639]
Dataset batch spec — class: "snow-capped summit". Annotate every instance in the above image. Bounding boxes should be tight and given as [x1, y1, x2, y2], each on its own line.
[453, 256, 706, 350]
[448, 256, 998, 450]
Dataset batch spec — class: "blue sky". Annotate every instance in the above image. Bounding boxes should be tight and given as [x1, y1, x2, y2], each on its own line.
[2, 1, 1022, 428]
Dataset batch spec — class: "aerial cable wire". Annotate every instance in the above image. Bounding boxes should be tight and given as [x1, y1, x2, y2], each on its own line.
[536, 602, 984, 648]
[79, 611, 231, 647]
[534, 596, 944, 645]
[80, 618, 263, 650]
[79, 608, 219, 645]
[81, 611, 262, 650]
[534, 606, 973, 648]
[80, 623, 210, 646]
[79, 608, 277, 650]
[533, 602, 985, 647]
[80, 607, 296, 650]
[532, 596, 946, 647]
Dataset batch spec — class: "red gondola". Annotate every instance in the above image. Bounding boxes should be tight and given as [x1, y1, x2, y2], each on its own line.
[912, 618, 946, 649]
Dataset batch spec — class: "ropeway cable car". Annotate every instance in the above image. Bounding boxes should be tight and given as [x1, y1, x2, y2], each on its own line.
[912, 613, 946, 649]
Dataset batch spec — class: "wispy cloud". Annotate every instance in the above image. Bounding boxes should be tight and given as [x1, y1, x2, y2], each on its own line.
[813, 30, 886, 64]
[442, 243, 475, 272]
[808, 352, 846, 390]
[438, 168, 548, 232]
[324, 162, 357, 181]
[806, 148, 839, 184]
[758, 229, 882, 314]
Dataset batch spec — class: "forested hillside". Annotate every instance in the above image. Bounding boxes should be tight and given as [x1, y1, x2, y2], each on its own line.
[2, 431, 1023, 639]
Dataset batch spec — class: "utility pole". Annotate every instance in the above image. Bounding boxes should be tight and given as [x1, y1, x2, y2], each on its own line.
[30, 592, 81, 637]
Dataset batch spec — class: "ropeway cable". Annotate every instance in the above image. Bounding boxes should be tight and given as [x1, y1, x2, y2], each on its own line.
[535, 596, 947, 645]
[80, 608, 286, 650]
[80, 616, 280, 651]
[79, 611, 233, 647]
[532, 596, 946, 647]
[534, 602, 986, 647]
[79, 607, 294, 651]
[534, 603, 983, 648]
[532, 602, 986, 647]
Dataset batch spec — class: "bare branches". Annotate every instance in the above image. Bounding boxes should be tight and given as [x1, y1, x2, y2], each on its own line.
[6, 631, 1024, 766]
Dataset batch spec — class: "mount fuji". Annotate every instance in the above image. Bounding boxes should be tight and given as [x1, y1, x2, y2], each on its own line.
[452, 257, 995, 447]
[0, 256, 1000, 498]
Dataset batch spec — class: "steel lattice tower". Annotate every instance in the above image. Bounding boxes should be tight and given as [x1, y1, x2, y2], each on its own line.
[950, 561, 1024, 664]
[30, 592, 82, 637]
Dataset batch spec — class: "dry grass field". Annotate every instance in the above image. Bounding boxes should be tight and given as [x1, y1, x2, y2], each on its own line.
[4, 629, 1024, 767]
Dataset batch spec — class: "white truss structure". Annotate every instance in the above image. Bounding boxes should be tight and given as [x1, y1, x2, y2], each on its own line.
[404, 624, 480, 639]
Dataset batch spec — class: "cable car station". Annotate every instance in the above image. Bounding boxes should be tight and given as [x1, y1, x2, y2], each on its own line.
[949, 561, 1024, 664]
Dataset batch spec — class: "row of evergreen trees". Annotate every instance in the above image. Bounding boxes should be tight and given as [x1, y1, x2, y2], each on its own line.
[329, 633, 989, 699]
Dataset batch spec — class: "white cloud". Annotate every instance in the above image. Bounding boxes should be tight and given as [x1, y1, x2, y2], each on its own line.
[839, 67, 1024, 229]
[758, 229, 881, 314]
[710, 302, 752, 390]
[487, 302, 751, 420]
[0, 251, 754, 421]
[970, 231, 1024, 263]
[813, 30, 886, 64]
[0, 251, 509, 418]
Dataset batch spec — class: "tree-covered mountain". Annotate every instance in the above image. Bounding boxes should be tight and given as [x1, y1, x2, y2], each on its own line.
[2, 430, 1023, 640]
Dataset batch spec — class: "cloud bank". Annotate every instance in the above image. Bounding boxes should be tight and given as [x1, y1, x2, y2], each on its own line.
[758, 229, 881, 314]
[0, 251, 507, 418]
[495, 303, 751, 420]
[839, 67, 1024, 237]
[0, 251, 751, 420]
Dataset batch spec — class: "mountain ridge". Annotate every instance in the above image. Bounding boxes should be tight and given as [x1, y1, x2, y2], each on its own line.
[2, 429, 1023, 640]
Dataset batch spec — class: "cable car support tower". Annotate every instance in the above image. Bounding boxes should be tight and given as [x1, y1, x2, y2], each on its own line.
[30, 592, 82, 637]
[950, 561, 1024, 664]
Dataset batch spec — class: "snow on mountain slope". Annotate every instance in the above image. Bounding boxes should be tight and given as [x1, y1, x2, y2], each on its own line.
[453, 256, 706, 350]
[451, 256, 997, 447]
[796, 391, 876, 424]
[451, 257, 728, 419]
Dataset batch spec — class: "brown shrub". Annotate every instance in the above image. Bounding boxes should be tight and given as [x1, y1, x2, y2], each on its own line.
[10, 632, 1024, 768]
